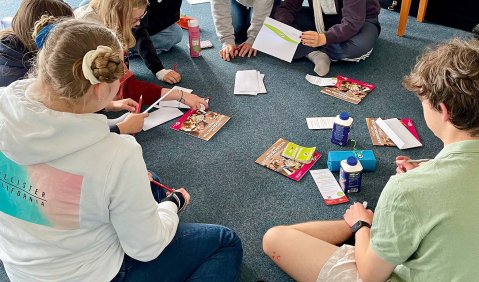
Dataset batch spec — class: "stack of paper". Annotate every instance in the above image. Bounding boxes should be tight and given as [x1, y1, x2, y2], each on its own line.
[374, 118, 422, 149]
[306, 117, 335, 129]
[234, 70, 266, 95]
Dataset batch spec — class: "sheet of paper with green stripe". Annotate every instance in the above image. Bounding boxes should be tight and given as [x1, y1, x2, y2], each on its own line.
[252, 17, 301, 63]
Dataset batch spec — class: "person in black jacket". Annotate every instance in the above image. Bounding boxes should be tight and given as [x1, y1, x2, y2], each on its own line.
[79, 0, 183, 84]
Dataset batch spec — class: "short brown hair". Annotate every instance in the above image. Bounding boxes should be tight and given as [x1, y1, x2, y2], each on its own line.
[0, 0, 73, 52]
[403, 39, 479, 136]
[32, 19, 124, 104]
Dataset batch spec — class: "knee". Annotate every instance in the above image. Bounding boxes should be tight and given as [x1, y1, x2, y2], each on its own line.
[170, 25, 183, 45]
[262, 226, 289, 256]
[220, 226, 243, 252]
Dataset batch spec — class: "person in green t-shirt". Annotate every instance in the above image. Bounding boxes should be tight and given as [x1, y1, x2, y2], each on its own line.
[262, 38, 479, 282]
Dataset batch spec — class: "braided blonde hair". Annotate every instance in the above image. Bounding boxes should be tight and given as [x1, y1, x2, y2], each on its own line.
[31, 19, 124, 103]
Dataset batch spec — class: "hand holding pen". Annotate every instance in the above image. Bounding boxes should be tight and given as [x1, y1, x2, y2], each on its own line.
[395, 156, 429, 174]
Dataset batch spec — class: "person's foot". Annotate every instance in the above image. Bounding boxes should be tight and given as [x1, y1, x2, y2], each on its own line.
[306, 51, 331, 76]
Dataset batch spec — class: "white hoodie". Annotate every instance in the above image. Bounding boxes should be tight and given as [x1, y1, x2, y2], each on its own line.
[0, 79, 179, 282]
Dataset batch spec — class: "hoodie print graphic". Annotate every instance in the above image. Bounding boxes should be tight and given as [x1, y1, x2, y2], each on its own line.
[0, 152, 82, 230]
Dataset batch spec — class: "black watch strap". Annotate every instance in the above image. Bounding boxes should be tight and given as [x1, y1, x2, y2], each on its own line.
[351, 220, 371, 234]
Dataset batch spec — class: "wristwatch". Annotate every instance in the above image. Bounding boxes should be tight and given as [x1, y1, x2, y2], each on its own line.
[351, 220, 371, 234]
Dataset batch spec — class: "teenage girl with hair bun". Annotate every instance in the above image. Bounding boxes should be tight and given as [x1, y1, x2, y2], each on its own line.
[0, 19, 242, 282]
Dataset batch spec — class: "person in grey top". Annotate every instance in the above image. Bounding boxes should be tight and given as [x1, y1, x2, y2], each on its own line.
[211, 0, 273, 61]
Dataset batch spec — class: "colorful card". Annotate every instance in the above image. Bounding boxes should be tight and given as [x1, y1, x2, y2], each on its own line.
[310, 169, 349, 206]
[320, 75, 375, 104]
[281, 142, 316, 164]
[170, 109, 230, 141]
[256, 138, 321, 181]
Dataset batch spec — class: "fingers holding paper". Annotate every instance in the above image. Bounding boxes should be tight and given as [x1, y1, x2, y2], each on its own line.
[301, 31, 327, 47]
[183, 93, 209, 110]
[238, 43, 257, 58]
[219, 44, 238, 61]
[117, 112, 149, 134]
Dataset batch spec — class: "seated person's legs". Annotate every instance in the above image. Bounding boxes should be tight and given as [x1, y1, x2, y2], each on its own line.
[230, 0, 251, 43]
[149, 23, 183, 53]
[263, 220, 353, 281]
[323, 19, 380, 62]
[113, 223, 243, 281]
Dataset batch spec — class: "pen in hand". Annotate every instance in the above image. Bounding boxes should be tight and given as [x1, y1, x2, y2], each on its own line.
[406, 159, 430, 164]
[150, 179, 175, 193]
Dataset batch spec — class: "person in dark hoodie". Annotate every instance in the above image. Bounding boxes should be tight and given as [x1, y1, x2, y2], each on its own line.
[0, 0, 73, 87]
[78, 0, 184, 84]
[274, 0, 381, 76]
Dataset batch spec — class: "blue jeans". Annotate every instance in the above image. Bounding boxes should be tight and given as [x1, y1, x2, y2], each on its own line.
[149, 23, 183, 53]
[230, 0, 252, 43]
[111, 173, 243, 282]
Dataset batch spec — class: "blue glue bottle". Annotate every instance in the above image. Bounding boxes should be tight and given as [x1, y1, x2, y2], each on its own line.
[339, 156, 363, 193]
[331, 112, 353, 146]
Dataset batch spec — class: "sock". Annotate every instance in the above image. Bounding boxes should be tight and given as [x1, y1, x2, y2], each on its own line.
[306, 51, 331, 76]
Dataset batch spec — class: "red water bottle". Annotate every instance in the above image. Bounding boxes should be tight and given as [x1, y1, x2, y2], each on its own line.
[188, 19, 201, 57]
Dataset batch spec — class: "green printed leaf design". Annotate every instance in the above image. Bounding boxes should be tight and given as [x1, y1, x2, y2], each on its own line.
[264, 24, 300, 44]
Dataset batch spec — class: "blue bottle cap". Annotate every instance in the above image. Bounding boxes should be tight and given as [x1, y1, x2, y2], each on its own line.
[347, 156, 358, 166]
[339, 112, 349, 120]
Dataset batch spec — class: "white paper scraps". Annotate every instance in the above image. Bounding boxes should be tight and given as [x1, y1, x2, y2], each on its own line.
[305, 74, 337, 87]
[306, 117, 335, 130]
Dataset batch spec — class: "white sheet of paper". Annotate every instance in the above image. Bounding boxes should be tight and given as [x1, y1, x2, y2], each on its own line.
[306, 117, 335, 129]
[305, 74, 337, 87]
[258, 73, 267, 94]
[376, 118, 423, 149]
[234, 70, 259, 95]
[252, 17, 301, 63]
[187, 0, 210, 4]
[143, 107, 184, 131]
[310, 169, 348, 204]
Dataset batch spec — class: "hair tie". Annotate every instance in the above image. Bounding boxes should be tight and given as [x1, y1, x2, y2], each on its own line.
[81, 45, 113, 85]
[34, 24, 55, 49]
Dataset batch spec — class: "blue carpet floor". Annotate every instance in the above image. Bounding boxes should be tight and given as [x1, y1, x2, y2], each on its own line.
[0, 0, 473, 281]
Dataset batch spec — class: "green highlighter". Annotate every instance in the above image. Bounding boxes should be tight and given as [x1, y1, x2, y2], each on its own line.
[281, 142, 316, 164]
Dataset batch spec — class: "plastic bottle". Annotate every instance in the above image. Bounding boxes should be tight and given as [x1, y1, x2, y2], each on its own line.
[188, 19, 201, 58]
[331, 112, 353, 146]
[339, 156, 363, 193]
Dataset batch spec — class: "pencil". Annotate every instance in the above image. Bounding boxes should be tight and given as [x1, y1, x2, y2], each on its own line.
[173, 63, 177, 72]
[406, 159, 430, 164]
[150, 179, 175, 193]
[136, 95, 143, 113]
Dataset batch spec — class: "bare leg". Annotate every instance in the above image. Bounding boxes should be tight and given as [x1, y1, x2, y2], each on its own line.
[262, 220, 352, 281]
[290, 220, 352, 245]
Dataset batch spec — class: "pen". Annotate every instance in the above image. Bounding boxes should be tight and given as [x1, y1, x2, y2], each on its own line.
[173, 63, 177, 72]
[136, 95, 143, 113]
[406, 159, 430, 163]
[150, 179, 175, 193]
[362, 201, 368, 209]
